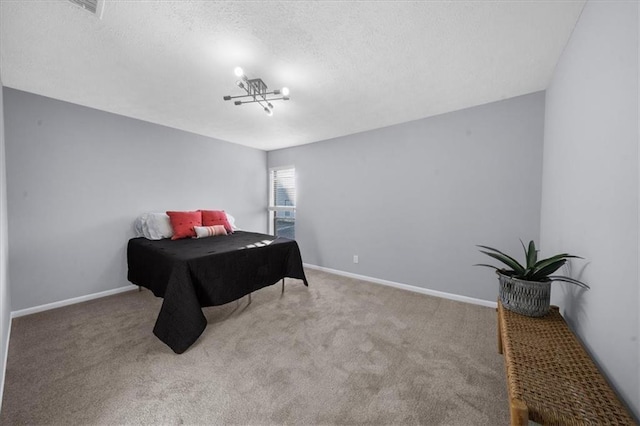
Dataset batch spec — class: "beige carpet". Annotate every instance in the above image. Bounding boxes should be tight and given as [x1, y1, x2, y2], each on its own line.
[1, 268, 509, 425]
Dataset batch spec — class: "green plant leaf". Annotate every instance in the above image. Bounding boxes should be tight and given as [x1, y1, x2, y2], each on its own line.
[532, 253, 578, 272]
[548, 275, 590, 289]
[478, 250, 520, 271]
[527, 240, 537, 269]
[473, 264, 501, 271]
[529, 259, 567, 280]
[519, 239, 527, 265]
[477, 245, 525, 275]
[519, 240, 539, 278]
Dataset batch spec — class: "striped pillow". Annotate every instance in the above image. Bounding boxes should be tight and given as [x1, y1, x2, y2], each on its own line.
[194, 225, 228, 239]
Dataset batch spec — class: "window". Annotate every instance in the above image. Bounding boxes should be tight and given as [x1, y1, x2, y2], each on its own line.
[269, 167, 296, 239]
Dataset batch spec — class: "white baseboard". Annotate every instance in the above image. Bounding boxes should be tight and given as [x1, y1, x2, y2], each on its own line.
[11, 285, 138, 319]
[303, 263, 497, 309]
[8, 268, 496, 317]
[0, 315, 11, 413]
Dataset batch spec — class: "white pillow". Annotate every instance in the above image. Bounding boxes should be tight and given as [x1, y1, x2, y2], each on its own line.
[146, 212, 174, 240]
[225, 213, 239, 231]
[133, 213, 149, 237]
[194, 225, 227, 238]
[134, 212, 174, 240]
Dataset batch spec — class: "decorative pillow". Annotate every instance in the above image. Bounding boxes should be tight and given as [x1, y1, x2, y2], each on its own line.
[133, 213, 148, 238]
[200, 210, 233, 233]
[146, 212, 174, 240]
[194, 225, 228, 239]
[225, 212, 238, 231]
[166, 211, 202, 240]
[134, 212, 175, 240]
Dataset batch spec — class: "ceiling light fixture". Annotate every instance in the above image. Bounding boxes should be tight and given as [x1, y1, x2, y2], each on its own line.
[223, 67, 290, 116]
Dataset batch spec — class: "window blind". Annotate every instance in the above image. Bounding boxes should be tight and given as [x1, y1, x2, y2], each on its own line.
[271, 168, 296, 207]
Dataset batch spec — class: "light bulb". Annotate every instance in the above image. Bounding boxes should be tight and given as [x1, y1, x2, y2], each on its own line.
[234, 67, 244, 77]
[281, 87, 290, 96]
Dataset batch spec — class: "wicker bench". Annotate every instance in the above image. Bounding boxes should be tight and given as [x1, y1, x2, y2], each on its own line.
[497, 301, 636, 425]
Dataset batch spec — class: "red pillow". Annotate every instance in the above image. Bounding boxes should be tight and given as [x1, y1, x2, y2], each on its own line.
[166, 211, 202, 240]
[200, 210, 233, 233]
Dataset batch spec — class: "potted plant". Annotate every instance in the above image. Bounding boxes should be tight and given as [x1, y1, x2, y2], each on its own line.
[476, 240, 589, 317]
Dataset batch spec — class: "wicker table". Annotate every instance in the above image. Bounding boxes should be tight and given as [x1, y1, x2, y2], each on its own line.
[497, 301, 636, 425]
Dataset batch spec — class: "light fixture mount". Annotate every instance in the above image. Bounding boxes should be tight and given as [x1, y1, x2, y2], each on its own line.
[223, 67, 290, 116]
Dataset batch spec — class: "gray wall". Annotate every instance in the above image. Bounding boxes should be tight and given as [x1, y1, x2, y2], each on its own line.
[4, 88, 267, 311]
[540, 0, 639, 417]
[0, 79, 11, 406]
[268, 92, 545, 302]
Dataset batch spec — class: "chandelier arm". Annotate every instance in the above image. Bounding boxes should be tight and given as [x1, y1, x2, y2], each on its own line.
[231, 97, 290, 104]
[225, 92, 282, 100]
[235, 99, 270, 105]
[224, 94, 258, 100]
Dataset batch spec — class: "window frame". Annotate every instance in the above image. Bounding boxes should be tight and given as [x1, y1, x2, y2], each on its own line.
[268, 165, 296, 236]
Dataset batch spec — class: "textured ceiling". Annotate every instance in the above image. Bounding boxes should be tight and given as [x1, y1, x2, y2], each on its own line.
[0, 0, 585, 151]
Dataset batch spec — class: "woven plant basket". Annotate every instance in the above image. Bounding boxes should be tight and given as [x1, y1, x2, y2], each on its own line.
[497, 272, 551, 317]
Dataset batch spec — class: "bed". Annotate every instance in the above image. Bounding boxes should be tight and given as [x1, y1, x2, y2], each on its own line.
[127, 231, 308, 353]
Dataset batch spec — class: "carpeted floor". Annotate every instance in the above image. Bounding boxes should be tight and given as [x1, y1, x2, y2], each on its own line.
[1, 268, 509, 425]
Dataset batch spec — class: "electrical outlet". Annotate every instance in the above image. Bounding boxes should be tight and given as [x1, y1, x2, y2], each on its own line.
[353, 255, 359, 264]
